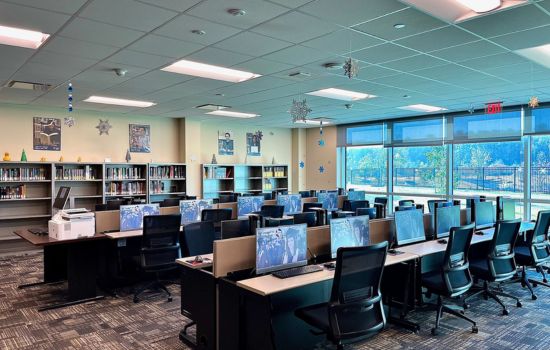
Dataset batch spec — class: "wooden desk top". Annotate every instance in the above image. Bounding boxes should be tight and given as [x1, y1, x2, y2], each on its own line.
[14, 229, 107, 247]
[104, 230, 142, 239]
[176, 253, 214, 269]
[237, 251, 418, 297]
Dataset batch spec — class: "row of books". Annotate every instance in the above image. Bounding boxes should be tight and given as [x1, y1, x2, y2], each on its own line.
[0, 168, 48, 181]
[149, 166, 185, 179]
[149, 181, 176, 194]
[263, 166, 286, 178]
[204, 167, 233, 179]
[0, 185, 27, 199]
[55, 166, 97, 180]
[105, 167, 144, 180]
[104, 182, 146, 196]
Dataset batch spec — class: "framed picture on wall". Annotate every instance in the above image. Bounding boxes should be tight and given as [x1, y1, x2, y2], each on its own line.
[33, 117, 61, 151]
[218, 130, 234, 155]
[129, 124, 151, 153]
[246, 132, 261, 156]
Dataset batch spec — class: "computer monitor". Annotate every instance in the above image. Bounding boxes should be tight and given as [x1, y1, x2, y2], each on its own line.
[474, 201, 495, 229]
[53, 186, 71, 210]
[466, 196, 483, 208]
[330, 215, 370, 259]
[276, 194, 302, 215]
[347, 190, 366, 201]
[435, 205, 461, 239]
[428, 200, 452, 213]
[318, 192, 338, 211]
[237, 196, 265, 216]
[179, 199, 213, 225]
[221, 219, 251, 239]
[394, 209, 425, 246]
[256, 224, 308, 275]
[497, 197, 516, 221]
[119, 204, 160, 231]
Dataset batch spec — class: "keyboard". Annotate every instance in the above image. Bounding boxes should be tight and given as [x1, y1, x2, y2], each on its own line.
[272, 265, 323, 279]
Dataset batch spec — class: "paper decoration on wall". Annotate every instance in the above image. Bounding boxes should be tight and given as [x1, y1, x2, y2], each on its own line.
[77, 156, 82, 162]
[528, 96, 539, 108]
[125, 149, 131, 162]
[129, 124, 151, 153]
[319, 165, 325, 174]
[246, 131, 261, 156]
[289, 99, 312, 123]
[343, 57, 359, 79]
[272, 156, 276, 164]
[20, 150, 27, 162]
[67, 82, 73, 112]
[59, 156, 64, 162]
[64, 116, 75, 127]
[40, 156, 46, 162]
[96, 119, 112, 135]
[218, 130, 234, 155]
[299, 161, 305, 169]
[468, 103, 475, 114]
[33, 117, 61, 151]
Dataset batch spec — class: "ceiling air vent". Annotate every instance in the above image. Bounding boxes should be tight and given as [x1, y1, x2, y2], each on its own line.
[5, 80, 53, 92]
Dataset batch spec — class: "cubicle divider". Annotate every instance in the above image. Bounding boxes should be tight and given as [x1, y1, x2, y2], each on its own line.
[95, 206, 187, 234]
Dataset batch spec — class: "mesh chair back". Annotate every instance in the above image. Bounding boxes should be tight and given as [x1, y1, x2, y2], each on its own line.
[292, 212, 317, 227]
[106, 199, 125, 210]
[303, 202, 323, 212]
[141, 214, 181, 270]
[342, 200, 353, 212]
[398, 199, 414, 206]
[443, 223, 475, 296]
[201, 208, 233, 223]
[350, 200, 370, 212]
[395, 205, 415, 212]
[182, 221, 215, 256]
[489, 219, 520, 281]
[260, 205, 285, 218]
[264, 217, 294, 227]
[530, 210, 550, 263]
[356, 207, 376, 220]
[299, 191, 311, 198]
[374, 197, 387, 206]
[220, 219, 250, 239]
[160, 198, 180, 207]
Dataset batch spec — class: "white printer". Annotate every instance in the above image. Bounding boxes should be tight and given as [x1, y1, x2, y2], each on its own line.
[49, 209, 96, 240]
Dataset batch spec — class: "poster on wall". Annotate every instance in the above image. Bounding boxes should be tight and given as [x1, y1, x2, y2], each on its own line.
[246, 131, 262, 156]
[33, 117, 61, 151]
[129, 124, 151, 153]
[218, 130, 234, 155]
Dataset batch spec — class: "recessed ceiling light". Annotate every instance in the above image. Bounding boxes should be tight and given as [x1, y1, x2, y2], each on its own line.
[307, 88, 376, 101]
[456, 0, 501, 13]
[398, 104, 447, 113]
[0, 24, 49, 49]
[393, 23, 406, 29]
[515, 44, 550, 69]
[161, 59, 261, 83]
[206, 110, 258, 118]
[191, 29, 205, 35]
[227, 8, 246, 16]
[83, 96, 156, 108]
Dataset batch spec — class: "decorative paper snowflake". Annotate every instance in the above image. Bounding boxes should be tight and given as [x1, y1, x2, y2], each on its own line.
[299, 161, 305, 169]
[528, 96, 539, 108]
[318, 139, 325, 147]
[96, 119, 112, 135]
[256, 130, 263, 140]
[468, 104, 475, 114]
[64, 116, 75, 127]
[290, 99, 312, 123]
[319, 165, 325, 174]
[343, 57, 359, 79]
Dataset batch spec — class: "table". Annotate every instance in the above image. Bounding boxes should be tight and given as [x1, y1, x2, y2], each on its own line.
[14, 229, 107, 311]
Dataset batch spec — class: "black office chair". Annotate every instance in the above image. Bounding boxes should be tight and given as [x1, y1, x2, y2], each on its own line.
[464, 219, 522, 315]
[514, 210, 550, 300]
[374, 197, 388, 218]
[357, 207, 377, 220]
[299, 191, 312, 198]
[395, 205, 415, 212]
[292, 212, 317, 227]
[95, 204, 107, 212]
[303, 202, 323, 212]
[133, 214, 181, 303]
[332, 211, 354, 219]
[309, 207, 328, 226]
[180, 195, 197, 200]
[201, 208, 233, 238]
[259, 205, 285, 218]
[342, 200, 370, 213]
[264, 217, 294, 227]
[295, 243, 388, 349]
[398, 199, 414, 206]
[106, 199, 125, 210]
[261, 192, 273, 200]
[160, 198, 180, 207]
[421, 223, 477, 335]
[182, 221, 216, 257]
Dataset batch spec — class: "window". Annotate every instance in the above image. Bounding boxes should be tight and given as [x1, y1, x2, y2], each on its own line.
[392, 118, 444, 145]
[451, 111, 521, 141]
[393, 145, 446, 195]
[345, 146, 387, 193]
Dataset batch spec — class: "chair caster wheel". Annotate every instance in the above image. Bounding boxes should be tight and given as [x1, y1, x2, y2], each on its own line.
[521, 282, 526, 288]
[532, 282, 538, 287]
[133, 297, 139, 303]
[168, 297, 173, 302]
[463, 303, 469, 310]
[472, 326, 478, 334]
[532, 294, 537, 300]
[543, 279, 548, 283]
[502, 309, 509, 316]
[517, 301, 522, 308]
[431, 328, 438, 336]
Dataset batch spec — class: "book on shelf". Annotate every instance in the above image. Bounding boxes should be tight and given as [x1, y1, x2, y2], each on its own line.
[106, 166, 143, 180]
[55, 165, 97, 180]
[263, 166, 286, 178]
[149, 165, 185, 179]
[0, 167, 47, 181]
[150, 180, 167, 194]
[105, 181, 145, 195]
[0, 184, 26, 199]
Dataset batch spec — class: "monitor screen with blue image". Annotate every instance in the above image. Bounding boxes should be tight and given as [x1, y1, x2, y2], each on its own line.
[120, 204, 160, 231]
[394, 209, 425, 246]
[179, 199, 213, 225]
[238, 196, 265, 216]
[475, 201, 495, 229]
[330, 215, 370, 258]
[347, 190, 366, 201]
[256, 224, 308, 274]
[318, 192, 338, 211]
[277, 194, 302, 215]
[435, 205, 461, 239]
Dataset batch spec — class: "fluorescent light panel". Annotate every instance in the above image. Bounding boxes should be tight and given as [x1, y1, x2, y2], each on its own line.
[398, 104, 447, 113]
[206, 110, 258, 118]
[515, 44, 550, 69]
[456, 0, 501, 13]
[162, 59, 261, 83]
[306, 88, 376, 101]
[294, 119, 332, 125]
[84, 96, 156, 108]
[0, 24, 49, 49]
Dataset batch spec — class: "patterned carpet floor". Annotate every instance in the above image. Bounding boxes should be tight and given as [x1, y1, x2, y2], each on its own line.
[1, 252, 550, 349]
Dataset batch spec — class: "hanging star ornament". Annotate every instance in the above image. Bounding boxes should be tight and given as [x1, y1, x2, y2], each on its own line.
[96, 119, 112, 135]
[319, 165, 325, 174]
[289, 99, 312, 123]
[299, 161, 305, 169]
[528, 96, 539, 108]
[343, 57, 359, 79]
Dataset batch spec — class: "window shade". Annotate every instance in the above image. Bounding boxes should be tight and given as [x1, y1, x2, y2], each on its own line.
[391, 118, 444, 146]
[339, 123, 385, 146]
[524, 107, 550, 135]
[450, 111, 521, 142]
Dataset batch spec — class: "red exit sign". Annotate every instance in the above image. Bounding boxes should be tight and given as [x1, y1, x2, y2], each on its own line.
[485, 102, 502, 114]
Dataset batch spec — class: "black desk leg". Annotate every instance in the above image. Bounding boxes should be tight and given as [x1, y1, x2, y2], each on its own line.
[19, 245, 68, 289]
[388, 259, 420, 333]
[38, 241, 104, 312]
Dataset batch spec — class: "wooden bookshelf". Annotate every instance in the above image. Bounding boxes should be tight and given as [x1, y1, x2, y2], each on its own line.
[54, 162, 104, 211]
[148, 163, 186, 203]
[104, 163, 148, 201]
[234, 165, 263, 195]
[202, 164, 235, 199]
[263, 165, 289, 193]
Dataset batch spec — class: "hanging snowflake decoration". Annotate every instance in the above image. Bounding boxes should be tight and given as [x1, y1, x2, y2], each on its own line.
[343, 57, 359, 79]
[64, 116, 75, 127]
[319, 165, 325, 174]
[289, 99, 312, 123]
[67, 82, 73, 112]
[299, 161, 305, 169]
[96, 119, 112, 135]
[318, 139, 325, 147]
[468, 103, 475, 114]
[255, 130, 263, 140]
[528, 96, 539, 108]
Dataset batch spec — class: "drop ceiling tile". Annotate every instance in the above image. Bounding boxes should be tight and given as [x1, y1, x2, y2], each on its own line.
[266, 0, 312, 8]
[5, 0, 87, 14]
[370, 73, 439, 89]
[301, 29, 383, 55]
[353, 7, 447, 41]
[299, 0, 407, 27]
[79, 0, 178, 32]
[71, 64, 150, 90]
[458, 4, 550, 38]
[137, 0, 203, 12]
[43, 35, 119, 60]
[430, 40, 507, 62]
[460, 52, 529, 70]
[186, 0, 289, 29]
[537, 0, 550, 12]
[145, 78, 232, 102]
[0, 45, 34, 69]
[0, 87, 43, 104]
[395, 26, 478, 52]
[13, 62, 79, 85]
[382, 54, 448, 72]
[413, 64, 481, 81]
[59, 18, 144, 48]
[490, 25, 550, 50]
[251, 11, 338, 44]
[0, 2, 70, 33]
[214, 32, 293, 56]
[105, 70, 193, 95]
[29, 50, 98, 71]
[185, 47, 253, 67]
[262, 45, 331, 65]
[351, 64, 401, 80]
[126, 34, 204, 58]
[154, 14, 242, 45]
[231, 58, 294, 75]
[352, 43, 417, 64]
[108, 49, 174, 69]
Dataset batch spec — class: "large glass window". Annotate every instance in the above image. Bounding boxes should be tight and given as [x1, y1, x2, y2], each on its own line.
[393, 145, 446, 195]
[345, 146, 387, 193]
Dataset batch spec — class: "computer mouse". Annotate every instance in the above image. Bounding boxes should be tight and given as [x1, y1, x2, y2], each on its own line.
[475, 231, 484, 236]
[437, 239, 447, 244]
